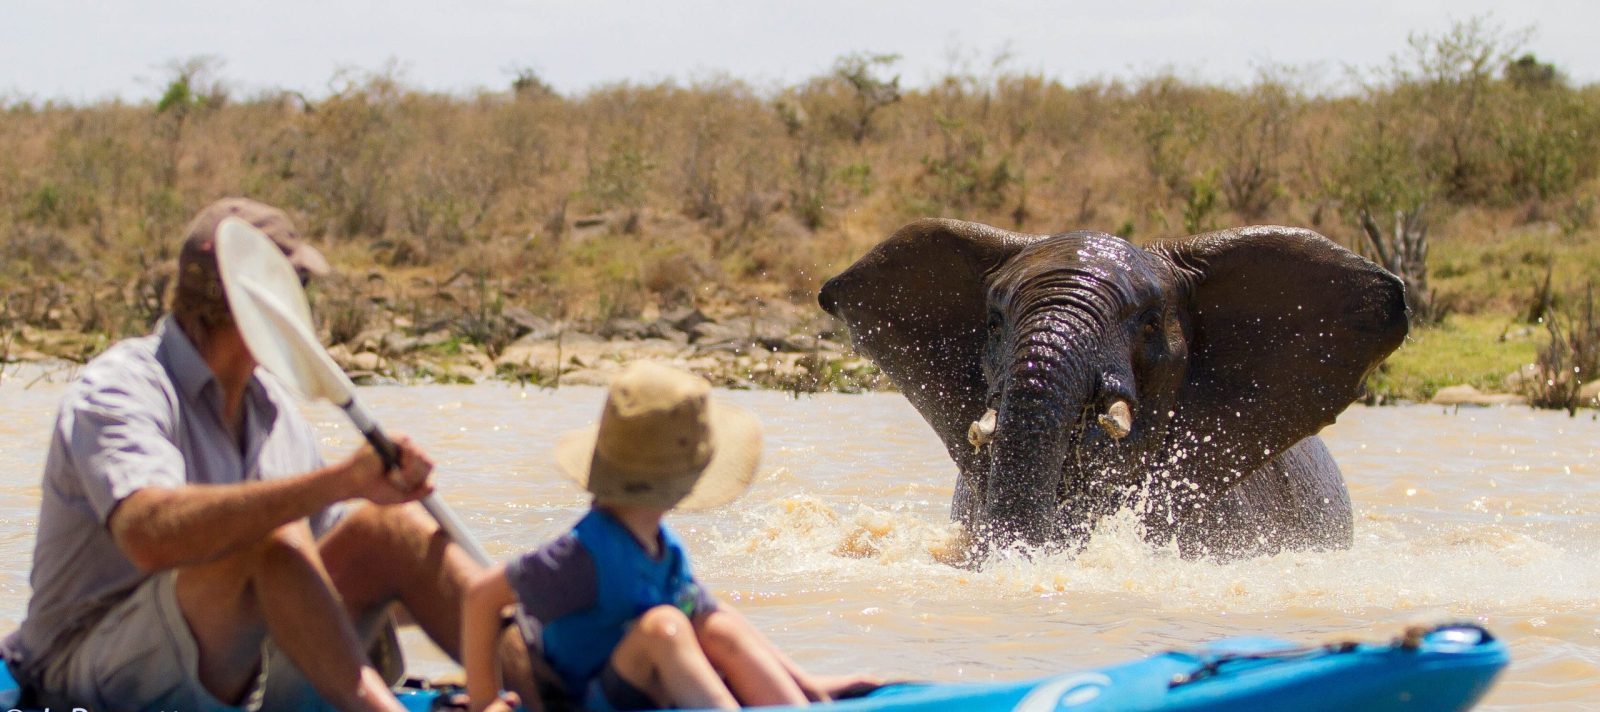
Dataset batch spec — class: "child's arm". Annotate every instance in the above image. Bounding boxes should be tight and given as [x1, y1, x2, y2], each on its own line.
[463, 564, 519, 712]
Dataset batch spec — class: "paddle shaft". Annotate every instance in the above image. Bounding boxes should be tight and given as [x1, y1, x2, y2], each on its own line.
[342, 400, 494, 568]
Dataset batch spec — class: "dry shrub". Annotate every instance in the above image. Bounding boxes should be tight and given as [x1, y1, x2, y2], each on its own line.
[640, 249, 710, 306]
[1525, 284, 1600, 415]
[310, 274, 378, 346]
[4, 23, 1600, 356]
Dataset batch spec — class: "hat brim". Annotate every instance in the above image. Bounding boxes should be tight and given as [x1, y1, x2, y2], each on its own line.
[287, 243, 332, 278]
[555, 400, 762, 510]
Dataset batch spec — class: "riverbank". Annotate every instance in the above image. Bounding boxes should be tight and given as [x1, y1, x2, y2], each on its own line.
[5, 303, 1597, 410]
[0, 300, 891, 393]
[1369, 313, 1600, 409]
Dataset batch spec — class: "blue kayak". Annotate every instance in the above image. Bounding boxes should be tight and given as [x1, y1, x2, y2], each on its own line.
[1, 623, 1507, 711]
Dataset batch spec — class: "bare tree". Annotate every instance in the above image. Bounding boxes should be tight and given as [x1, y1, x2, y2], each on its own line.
[1220, 66, 1302, 220]
[832, 53, 901, 144]
[1358, 206, 1433, 321]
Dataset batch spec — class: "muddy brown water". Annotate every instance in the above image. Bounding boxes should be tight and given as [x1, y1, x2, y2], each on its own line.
[1, 366, 1597, 709]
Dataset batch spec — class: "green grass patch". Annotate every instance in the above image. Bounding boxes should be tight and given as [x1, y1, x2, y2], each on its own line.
[1369, 312, 1543, 401]
[1430, 228, 1600, 315]
[423, 335, 467, 355]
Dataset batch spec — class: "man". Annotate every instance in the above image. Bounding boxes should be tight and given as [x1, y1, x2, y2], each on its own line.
[0, 198, 523, 711]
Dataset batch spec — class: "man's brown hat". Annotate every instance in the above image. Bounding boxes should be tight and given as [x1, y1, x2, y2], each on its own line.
[556, 362, 762, 510]
[173, 198, 330, 330]
[180, 197, 330, 280]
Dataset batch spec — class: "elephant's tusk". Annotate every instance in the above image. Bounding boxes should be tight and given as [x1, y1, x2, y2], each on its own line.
[1098, 400, 1132, 440]
[967, 408, 998, 452]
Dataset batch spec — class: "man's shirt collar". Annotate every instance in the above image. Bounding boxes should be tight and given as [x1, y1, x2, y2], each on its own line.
[154, 315, 280, 434]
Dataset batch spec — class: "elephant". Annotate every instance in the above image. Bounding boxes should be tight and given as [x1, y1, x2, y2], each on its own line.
[819, 219, 1408, 558]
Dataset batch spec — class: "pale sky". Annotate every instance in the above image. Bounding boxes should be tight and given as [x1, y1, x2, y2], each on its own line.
[3, 0, 1596, 103]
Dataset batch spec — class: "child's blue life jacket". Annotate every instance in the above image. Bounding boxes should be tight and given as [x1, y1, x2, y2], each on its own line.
[540, 509, 707, 694]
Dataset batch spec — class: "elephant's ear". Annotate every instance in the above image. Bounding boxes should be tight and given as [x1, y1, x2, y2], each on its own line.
[820, 219, 1047, 464]
[1156, 225, 1408, 476]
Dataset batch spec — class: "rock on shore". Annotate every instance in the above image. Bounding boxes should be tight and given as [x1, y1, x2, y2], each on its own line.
[1429, 384, 1528, 407]
[311, 306, 887, 392]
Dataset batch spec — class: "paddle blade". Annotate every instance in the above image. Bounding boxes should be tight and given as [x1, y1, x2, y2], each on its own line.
[216, 217, 356, 406]
[215, 219, 495, 567]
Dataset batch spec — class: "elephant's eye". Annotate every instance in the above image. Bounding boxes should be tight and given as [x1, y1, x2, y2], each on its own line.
[1140, 311, 1162, 337]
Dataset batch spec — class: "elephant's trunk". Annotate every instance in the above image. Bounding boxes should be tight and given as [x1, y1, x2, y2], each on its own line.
[984, 310, 1099, 546]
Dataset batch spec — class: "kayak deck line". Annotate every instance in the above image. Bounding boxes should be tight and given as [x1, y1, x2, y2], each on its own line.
[1166, 622, 1496, 687]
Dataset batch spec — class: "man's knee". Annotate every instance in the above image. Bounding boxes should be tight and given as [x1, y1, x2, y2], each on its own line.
[217, 523, 320, 588]
[255, 523, 316, 560]
[176, 523, 312, 605]
[318, 503, 454, 615]
[334, 502, 438, 548]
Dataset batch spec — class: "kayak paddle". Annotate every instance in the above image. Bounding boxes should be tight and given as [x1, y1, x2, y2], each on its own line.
[215, 216, 493, 567]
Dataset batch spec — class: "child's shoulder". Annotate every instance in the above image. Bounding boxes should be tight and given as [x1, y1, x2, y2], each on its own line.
[510, 531, 590, 579]
[506, 530, 596, 598]
[505, 531, 600, 621]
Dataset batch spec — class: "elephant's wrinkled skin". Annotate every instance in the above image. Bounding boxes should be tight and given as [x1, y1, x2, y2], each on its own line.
[819, 220, 1408, 558]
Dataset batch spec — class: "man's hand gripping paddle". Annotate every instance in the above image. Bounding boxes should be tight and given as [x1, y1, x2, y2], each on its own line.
[216, 216, 493, 567]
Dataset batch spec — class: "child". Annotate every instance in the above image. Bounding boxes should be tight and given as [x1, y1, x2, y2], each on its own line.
[464, 362, 836, 711]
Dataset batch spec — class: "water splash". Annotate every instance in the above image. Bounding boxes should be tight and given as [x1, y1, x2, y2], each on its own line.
[697, 491, 1600, 619]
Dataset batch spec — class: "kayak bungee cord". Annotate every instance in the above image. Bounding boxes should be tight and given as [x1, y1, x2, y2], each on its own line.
[1169, 623, 1496, 688]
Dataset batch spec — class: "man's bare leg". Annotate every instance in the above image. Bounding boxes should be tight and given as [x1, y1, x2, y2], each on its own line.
[318, 504, 557, 707]
[497, 623, 547, 709]
[317, 503, 479, 657]
[176, 521, 404, 712]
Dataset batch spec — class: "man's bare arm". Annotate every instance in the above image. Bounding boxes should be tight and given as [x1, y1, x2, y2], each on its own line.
[109, 437, 433, 572]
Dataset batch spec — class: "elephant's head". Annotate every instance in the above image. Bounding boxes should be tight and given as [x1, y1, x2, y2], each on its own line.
[819, 219, 1407, 549]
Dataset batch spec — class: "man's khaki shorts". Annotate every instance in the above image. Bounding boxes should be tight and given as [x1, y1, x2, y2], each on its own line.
[31, 571, 391, 712]
[34, 571, 264, 711]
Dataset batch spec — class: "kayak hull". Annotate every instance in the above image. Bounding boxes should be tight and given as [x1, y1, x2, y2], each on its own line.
[2, 624, 1508, 712]
[394, 624, 1508, 712]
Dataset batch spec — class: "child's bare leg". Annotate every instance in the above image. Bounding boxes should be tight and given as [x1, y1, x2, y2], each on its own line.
[612, 606, 738, 710]
[694, 609, 808, 706]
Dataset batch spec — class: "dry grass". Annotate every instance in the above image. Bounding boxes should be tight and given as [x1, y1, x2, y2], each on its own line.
[3, 24, 1600, 405]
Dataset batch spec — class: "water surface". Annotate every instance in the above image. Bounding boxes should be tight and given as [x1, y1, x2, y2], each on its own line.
[1, 366, 1595, 709]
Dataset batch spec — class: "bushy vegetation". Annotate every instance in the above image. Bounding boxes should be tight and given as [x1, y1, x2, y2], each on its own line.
[3, 19, 1598, 405]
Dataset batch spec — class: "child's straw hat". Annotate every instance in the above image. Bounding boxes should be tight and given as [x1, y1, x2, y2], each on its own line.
[556, 362, 761, 510]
